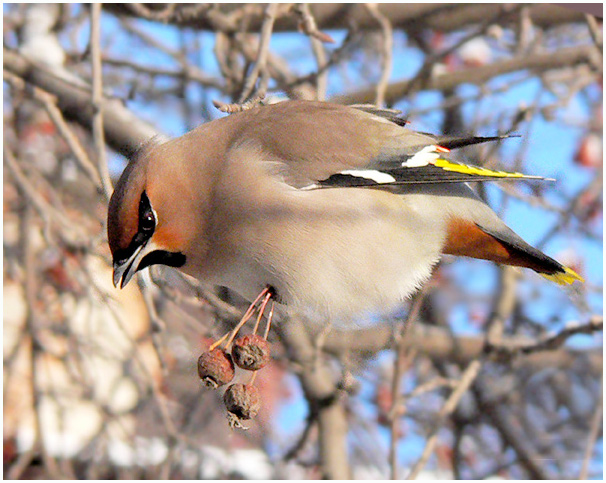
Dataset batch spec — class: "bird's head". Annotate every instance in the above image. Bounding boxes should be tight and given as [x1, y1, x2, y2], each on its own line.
[107, 141, 192, 289]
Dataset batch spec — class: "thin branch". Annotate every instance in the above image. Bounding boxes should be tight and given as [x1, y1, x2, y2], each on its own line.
[90, 4, 112, 199]
[293, 4, 331, 101]
[292, 3, 336, 44]
[473, 380, 552, 479]
[3, 71, 102, 188]
[238, 3, 279, 103]
[389, 289, 426, 480]
[321, 321, 602, 373]
[485, 266, 519, 347]
[20, 198, 62, 477]
[399, 5, 523, 102]
[585, 13, 603, 54]
[333, 45, 599, 105]
[405, 359, 483, 480]
[212, 95, 265, 114]
[282, 28, 359, 94]
[278, 320, 351, 479]
[283, 412, 318, 461]
[102, 4, 586, 33]
[487, 316, 603, 361]
[126, 3, 177, 22]
[3, 47, 162, 156]
[101, 56, 224, 89]
[4, 147, 75, 233]
[398, 376, 460, 404]
[365, 3, 393, 107]
[579, 378, 603, 479]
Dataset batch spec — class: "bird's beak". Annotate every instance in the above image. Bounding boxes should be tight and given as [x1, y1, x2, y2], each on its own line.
[112, 244, 145, 289]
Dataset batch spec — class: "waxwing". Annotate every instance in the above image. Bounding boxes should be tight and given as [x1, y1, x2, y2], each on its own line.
[107, 100, 582, 320]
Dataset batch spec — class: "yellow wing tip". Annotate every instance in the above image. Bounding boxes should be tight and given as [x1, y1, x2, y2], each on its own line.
[433, 158, 540, 180]
[541, 266, 585, 285]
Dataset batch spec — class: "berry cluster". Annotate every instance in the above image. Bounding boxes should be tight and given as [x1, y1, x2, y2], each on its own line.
[197, 287, 274, 429]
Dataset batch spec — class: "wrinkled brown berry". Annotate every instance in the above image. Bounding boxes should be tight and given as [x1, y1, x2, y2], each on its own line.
[223, 383, 261, 423]
[231, 334, 271, 371]
[197, 348, 235, 388]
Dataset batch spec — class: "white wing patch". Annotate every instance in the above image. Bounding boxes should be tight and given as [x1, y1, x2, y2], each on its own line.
[402, 145, 448, 167]
[340, 170, 396, 184]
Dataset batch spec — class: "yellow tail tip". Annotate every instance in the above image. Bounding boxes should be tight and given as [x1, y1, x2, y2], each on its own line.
[541, 266, 585, 285]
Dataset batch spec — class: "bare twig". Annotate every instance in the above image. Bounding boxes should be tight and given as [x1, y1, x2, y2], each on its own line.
[292, 4, 331, 100]
[126, 3, 177, 22]
[333, 45, 598, 105]
[365, 3, 393, 107]
[585, 13, 603, 53]
[515, 5, 533, 54]
[3, 47, 162, 155]
[473, 380, 552, 479]
[519, 317, 603, 353]
[389, 289, 426, 480]
[485, 266, 519, 347]
[84, 273, 186, 447]
[579, 378, 603, 479]
[3, 70, 102, 188]
[487, 316, 603, 361]
[4, 147, 75, 233]
[405, 359, 483, 480]
[90, 4, 112, 199]
[238, 3, 279, 103]
[399, 376, 460, 404]
[20, 198, 62, 477]
[407, 5, 522, 101]
[212, 95, 265, 114]
[282, 28, 359, 94]
[278, 320, 351, 479]
[101, 56, 223, 90]
[283, 412, 318, 461]
[292, 4, 336, 44]
[321, 319, 602, 374]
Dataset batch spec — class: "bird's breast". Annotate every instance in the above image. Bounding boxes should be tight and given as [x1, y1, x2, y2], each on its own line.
[198, 184, 446, 321]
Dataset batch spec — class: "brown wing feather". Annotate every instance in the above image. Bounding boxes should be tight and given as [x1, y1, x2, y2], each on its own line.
[231, 100, 434, 185]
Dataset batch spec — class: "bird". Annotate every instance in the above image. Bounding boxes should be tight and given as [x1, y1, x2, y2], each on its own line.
[107, 100, 582, 322]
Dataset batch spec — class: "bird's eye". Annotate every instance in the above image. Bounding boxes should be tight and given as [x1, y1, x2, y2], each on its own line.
[140, 211, 155, 231]
[138, 191, 156, 233]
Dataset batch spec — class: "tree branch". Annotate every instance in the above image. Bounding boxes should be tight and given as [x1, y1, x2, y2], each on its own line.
[333, 45, 600, 105]
[406, 359, 483, 479]
[3, 71, 102, 188]
[3, 48, 162, 157]
[90, 4, 112, 199]
[278, 319, 351, 479]
[238, 3, 279, 103]
[102, 4, 586, 33]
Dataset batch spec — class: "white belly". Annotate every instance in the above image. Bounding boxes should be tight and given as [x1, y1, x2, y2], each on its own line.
[203, 187, 446, 321]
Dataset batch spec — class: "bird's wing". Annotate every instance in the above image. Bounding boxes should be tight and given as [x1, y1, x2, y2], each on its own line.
[314, 151, 546, 189]
[224, 101, 582, 285]
[234, 101, 547, 189]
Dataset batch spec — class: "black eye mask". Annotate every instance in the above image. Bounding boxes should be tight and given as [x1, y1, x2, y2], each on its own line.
[113, 191, 156, 265]
[113, 191, 186, 273]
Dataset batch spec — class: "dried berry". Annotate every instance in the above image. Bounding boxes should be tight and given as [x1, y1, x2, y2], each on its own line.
[231, 334, 271, 371]
[197, 348, 234, 389]
[223, 383, 261, 424]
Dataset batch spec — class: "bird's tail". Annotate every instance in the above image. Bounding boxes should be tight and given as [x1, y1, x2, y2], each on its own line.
[540, 266, 584, 285]
[476, 222, 584, 285]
